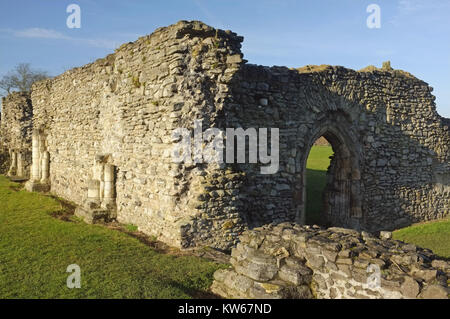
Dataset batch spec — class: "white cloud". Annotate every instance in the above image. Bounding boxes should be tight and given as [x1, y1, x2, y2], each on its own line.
[391, 0, 450, 26]
[398, 0, 448, 13]
[13, 28, 69, 40]
[0, 27, 120, 49]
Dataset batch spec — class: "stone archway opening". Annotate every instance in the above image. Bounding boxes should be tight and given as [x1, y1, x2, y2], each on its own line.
[305, 136, 333, 226]
[298, 125, 362, 230]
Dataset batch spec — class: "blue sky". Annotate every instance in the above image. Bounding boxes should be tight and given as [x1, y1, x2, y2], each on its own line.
[0, 0, 449, 117]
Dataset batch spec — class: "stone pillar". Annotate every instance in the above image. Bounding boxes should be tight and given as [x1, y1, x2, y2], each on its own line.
[75, 155, 116, 224]
[16, 152, 24, 177]
[7, 151, 17, 176]
[102, 164, 115, 208]
[99, 165, 105, 201]
[31, 132, 41, 181]
[40, 151, 49, 182]
[87, 179, 101, 207]
[25, 130, 51, 192]
[39, 134, 46, 157]
[93, 160, 102, 181]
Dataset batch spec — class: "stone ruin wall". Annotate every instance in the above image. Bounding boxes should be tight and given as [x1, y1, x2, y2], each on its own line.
[0, 21, 449, 251]
[204, 64, 450, 241]
[28, 21, 244, 247]
[0, 92, 33, 178]
[183, 60, 450, 250]
[212, 223, 449, 299]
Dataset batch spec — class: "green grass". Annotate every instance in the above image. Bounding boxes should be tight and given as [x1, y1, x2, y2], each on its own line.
[0, 175, 225, 298]
[305, 145, 333, 225]
[393, 219, 450, 259]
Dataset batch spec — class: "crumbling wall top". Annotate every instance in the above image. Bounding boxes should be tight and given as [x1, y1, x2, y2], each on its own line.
[31, 20, 244, 93]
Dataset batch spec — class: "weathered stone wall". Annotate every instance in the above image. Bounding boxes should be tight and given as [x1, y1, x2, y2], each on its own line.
[4, 20, 448, 250]
[29, 21, 244, 247]
[0, 92, 33, 178]
[224, 64, 450, 230]
[184, 62, 450, 249]
[212, 223, 449, 299]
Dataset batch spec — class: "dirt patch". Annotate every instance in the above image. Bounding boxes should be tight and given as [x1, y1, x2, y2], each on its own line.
[6, 177, 26, 192]
[8, 184, 22, 192]
[48, 197, 77, 222]
[106, 221, 231, 264]
[107, 222, 182, 254]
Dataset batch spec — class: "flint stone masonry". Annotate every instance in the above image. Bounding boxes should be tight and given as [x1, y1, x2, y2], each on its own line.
[0, 92, 33, 179]
[0, 21, 449, 250]
[211, 223, 450, 299]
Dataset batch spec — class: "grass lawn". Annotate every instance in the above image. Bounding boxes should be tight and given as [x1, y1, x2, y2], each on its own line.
[1, 146, 448, 298]
[393, 219, 450, 259]
[305, 145, 333, 225]
[0, 175, 225, 298]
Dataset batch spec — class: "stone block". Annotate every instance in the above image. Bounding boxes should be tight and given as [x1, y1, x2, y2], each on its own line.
[278, 264, 312, 285]
[74, 206, 110, 224]
[419, 285, 449, 299]
[400, 277, 420, 298]
[234, 253, 279, 282]
[24, 181, 50, 193]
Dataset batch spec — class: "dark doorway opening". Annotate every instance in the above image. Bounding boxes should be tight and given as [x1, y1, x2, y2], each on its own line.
[305, 136, 333, 226]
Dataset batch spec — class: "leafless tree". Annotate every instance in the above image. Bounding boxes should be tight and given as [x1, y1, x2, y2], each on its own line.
[0, 63, 50, 95]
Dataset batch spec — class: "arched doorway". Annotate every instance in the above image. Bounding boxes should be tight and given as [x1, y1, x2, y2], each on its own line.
[297, 119, 363, 229]
[305, 136, 333, 226]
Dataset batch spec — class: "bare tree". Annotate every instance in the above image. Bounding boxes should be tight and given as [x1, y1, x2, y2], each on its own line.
[0, 63, 50, 95]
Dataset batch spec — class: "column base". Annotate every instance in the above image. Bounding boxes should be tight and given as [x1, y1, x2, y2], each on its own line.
[74, 206, 113, 224]
[24, 180, 50, 192]
[8, 176, 29, 182]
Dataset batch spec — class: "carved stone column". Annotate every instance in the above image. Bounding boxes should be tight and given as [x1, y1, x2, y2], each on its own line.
[7, 151, 17, 177]
[25, 130, 50, 192]
[87, 179, 101, 207]
[16, 152, 24, 177]
[31, 132, 41, 181]
[40, 151, 50, 182]
[102, 164, 115, 209]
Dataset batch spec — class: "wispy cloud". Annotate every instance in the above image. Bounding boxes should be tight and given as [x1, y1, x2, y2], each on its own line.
[13, 28, 69, 39]
[390, 0, 450, 26]
[0, 27, 120, 49]
[397, 0, 447, 13]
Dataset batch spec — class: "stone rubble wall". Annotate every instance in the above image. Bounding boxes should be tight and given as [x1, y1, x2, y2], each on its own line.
[0, 92, 33, 177]
[30, 21, 244, 247]
[184, 62, 450, 249]
[193, 64, 450, 245]
[211, 223, 450, 299]
[1, 21, 449, 250]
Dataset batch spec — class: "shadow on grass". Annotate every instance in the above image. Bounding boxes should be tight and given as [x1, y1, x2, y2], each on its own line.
[305, 168, 328, 227]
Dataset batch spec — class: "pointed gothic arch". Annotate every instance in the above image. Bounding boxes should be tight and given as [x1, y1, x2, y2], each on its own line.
[296, 113, 363, 229]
